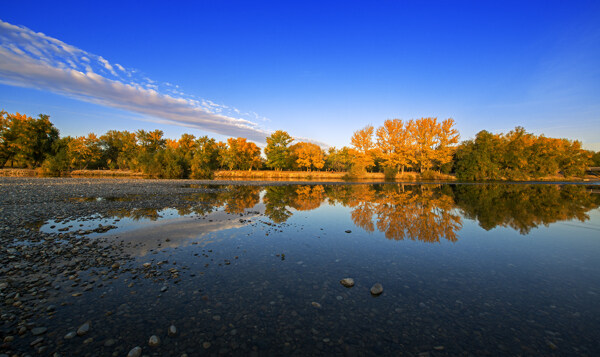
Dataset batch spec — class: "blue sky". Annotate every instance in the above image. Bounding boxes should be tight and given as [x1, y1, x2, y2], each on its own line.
[1, 0, 599, 150]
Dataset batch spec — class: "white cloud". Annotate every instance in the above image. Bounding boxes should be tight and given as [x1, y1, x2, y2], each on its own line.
[0, 19, 276, 143]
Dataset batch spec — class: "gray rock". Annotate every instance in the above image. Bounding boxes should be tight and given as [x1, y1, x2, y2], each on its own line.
[127, 346, 142, 357]
[148, 335, 160, 347]
[370, 283, 383, 296]
[76, 322, 90, 336]
[168, 325, 177, 337]
[31, 327, 47, 336]
[64, 331, 76, 339]
[160, 285, 168, 292]
[340, 278, 355, 288]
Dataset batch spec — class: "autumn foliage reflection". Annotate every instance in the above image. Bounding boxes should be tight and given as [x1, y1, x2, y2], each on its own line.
[95, 184, 600, 242]
[328, 185, 462, 243]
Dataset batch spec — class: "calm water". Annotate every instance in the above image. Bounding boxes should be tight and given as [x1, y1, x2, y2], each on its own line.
[39, 184, 600, 355]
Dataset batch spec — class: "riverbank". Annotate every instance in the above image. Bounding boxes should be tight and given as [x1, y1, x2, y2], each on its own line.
[1, 168, 597, 182]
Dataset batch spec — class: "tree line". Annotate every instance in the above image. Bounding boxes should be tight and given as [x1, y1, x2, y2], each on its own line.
[1, 110, 598, 179]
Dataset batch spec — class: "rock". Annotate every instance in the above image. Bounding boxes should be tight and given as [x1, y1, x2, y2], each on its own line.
[311, 301, 322, 308]
[340, 278, 355, 288]
[168, 325, 177, 337]
[203, 341, 211, 349]
[345, 230, 352, 233]
[104, 338, 116, 347]
[77, 321, 90, 336]
[31, 327, 47, 336]
[127, 346, 142, 357]
[143, 263, 151, 268]
[370, 283, 383, 296]
[160, 285, 168, 292]
[64, 331, 76, 339]
[148, 335, 160, 347]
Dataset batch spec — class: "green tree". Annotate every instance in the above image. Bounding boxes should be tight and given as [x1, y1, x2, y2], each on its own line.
[99, 130, 138, 169]
[265, 130, 294, 170]
[190, 136, 221, 179]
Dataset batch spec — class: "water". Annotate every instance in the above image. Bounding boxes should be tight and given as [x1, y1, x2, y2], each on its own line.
[36, 184, 600, 355]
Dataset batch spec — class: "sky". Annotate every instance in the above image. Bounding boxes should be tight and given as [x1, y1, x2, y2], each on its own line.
[1, 0, 599, 150]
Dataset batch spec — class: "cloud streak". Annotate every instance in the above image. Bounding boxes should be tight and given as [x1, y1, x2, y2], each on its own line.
[0, 19, 274, 143]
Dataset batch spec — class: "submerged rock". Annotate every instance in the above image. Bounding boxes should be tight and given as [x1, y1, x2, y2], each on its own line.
[127, 346, 142, 357]
[149, 335, 160, 347]
[31, 327, 47, 336]
[370, 283, 383, 296]
[168, 325, 177, 337]
[311, 301, 322, 308]
[76, 322, 90, 336]
[340, 278, 355, 288]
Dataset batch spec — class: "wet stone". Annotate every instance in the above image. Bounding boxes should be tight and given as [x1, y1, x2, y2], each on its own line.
[149, 335, 160, 347]
[370, 283, 383, 296]
[127, 346, 142, 357]
[31, 327, 47, 335]
[77, 322, 90, 336]
[340, 278, 355, 288]
[168, 325, 177, 337]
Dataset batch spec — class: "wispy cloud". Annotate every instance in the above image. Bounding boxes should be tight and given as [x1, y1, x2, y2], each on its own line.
[0, 19, 274, 143]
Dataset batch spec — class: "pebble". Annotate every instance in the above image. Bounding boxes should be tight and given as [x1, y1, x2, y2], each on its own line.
[203, 341, 211, 349]
[345, 230, 352, 233]
[168, 325, 177, 336]
[104, 338, 116, 347]
[77, 321, 90, 336]
[31, 327, 47, 335]
[127, 346, 142, 357]
[340, 278, 355, 288]
[311, 301, 322, 308]
[149, 335, 160, 347]
[161, 285, 168, 292]
[64, 331, 76, 339]
[370, 283, 383, 296]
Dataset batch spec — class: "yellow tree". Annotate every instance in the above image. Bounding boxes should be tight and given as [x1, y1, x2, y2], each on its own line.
[67, 133, 101, 169]
[350, 125, 376, 172]
[224, 137, 262, 170]
[411, 117, 440, 172]
[409, 117, 459, 172]
[433, 118, 460, 170]
[291, 142, 324, 171]
[375, 119, 415, 174]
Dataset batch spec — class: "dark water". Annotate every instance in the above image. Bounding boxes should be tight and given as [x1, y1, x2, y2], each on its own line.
[37, 184, 600, 355]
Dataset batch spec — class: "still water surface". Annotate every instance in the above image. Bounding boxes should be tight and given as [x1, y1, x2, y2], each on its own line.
[40, 184, 600, 355]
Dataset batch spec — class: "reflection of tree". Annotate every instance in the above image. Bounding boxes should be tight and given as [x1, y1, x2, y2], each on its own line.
[102, 183, 600, 241]
[109, 207, 162, 221]
[263, 186, 296, 223]
[453, 184, 600, 234]
[221, 186, 261, 214]
[338, 185, 462, 243]
[290, 185, 325, 211]
[106, 186, 262, 220]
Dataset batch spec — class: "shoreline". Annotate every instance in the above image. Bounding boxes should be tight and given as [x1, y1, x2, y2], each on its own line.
[1, 168, 598, 183]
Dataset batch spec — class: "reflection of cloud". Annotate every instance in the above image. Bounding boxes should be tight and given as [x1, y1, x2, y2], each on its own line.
[0, 20, 274, 143]
[106, 209, 263, 257]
